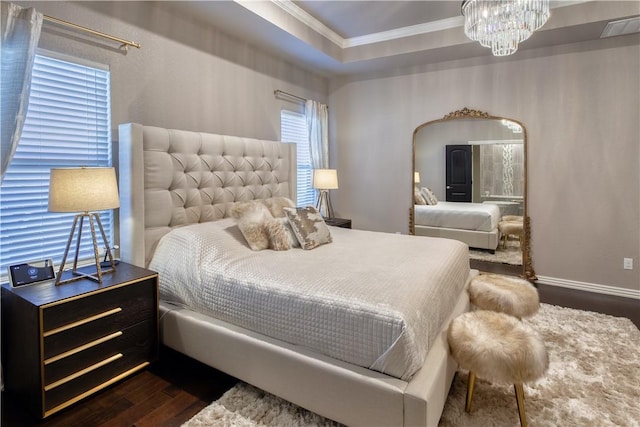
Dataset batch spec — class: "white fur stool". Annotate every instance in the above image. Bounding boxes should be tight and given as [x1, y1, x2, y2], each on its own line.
[499, 219, 524, 248]
[469, 273, 540, 319]
[448, 310, 549, 427]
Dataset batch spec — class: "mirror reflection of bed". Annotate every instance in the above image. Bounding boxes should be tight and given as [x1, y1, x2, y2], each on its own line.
[411, 108, 535, 279]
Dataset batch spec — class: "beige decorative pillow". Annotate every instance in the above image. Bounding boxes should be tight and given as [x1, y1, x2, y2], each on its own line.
[414, 188, 427, 205]
[421, 187, 438, 205]
[284, 206, 332, 250]
[236, 202, 272, 251]
[261, 197, 296, 218]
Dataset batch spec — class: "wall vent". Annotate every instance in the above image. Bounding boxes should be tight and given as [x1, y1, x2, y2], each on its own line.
[601, 16, 640, 38]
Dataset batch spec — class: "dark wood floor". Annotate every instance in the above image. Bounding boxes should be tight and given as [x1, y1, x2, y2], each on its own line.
[3, 262, 638, 426]
[1, 346, 238, 427]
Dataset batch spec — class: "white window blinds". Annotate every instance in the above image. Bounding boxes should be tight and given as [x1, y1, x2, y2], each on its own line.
[0, 53, 112, 278]
[280, 110, 316, 207]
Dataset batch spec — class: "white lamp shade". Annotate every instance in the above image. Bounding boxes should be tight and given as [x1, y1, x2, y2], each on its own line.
[313, 169, 338, 190]
[414, 171, 421, 183]
[49, 167, 120, 212]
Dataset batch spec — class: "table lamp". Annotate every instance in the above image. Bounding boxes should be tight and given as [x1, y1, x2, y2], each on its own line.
[48, 167, 120, 285]
[313, 168, 338, 219]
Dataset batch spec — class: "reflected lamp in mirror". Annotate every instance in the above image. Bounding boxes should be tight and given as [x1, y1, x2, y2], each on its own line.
[313, 168, 338, 219]
[414, 172, 421, 184]
[48, 167, 120, 285]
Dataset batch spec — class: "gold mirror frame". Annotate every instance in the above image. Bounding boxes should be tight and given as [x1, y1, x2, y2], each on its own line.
[410, 108, 536, 281]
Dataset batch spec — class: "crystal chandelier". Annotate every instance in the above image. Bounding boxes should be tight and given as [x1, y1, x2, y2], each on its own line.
[462, 0, 550, 56]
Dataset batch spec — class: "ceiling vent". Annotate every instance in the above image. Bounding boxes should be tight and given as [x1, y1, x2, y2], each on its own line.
[601, 16, 640, 38]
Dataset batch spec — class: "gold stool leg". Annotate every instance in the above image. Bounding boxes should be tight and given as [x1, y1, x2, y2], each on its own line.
[465, 371, 476, 412]
[514, 383, 527, 427]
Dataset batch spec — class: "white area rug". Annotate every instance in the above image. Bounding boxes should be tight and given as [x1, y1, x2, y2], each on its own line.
[182, 304, 640, 427]
[469, 237, 522, 265]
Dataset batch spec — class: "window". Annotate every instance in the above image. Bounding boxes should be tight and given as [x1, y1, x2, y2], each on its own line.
[280, 110, 316, 207]
[0, 52, 112, 279]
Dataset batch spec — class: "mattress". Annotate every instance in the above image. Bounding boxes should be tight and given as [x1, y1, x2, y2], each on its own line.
[414, 201, 500, 232]
[149, 218, 470, 380]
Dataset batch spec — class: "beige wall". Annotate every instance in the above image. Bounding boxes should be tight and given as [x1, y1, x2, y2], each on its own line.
[329, 36, 640, 293]
[14, 2, 639, 294]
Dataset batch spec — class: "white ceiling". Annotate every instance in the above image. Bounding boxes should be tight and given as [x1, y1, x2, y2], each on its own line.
[159, 1, 640, 76]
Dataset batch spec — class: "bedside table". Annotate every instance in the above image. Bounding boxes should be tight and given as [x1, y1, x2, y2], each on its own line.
[1, 262, 159, 419]
[325, 217, 352, 229]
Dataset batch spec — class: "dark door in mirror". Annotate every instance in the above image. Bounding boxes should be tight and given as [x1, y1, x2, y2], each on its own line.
[446, 145, 472, 202]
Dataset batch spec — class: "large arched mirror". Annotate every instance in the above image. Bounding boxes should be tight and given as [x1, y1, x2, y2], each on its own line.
[411, 108, 535, 280]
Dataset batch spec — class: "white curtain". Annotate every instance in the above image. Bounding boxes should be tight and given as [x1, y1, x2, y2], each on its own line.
[1, 2, 43, 182]
[305, 99, 329, 169]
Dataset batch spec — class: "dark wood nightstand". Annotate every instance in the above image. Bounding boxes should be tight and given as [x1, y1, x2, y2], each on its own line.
[325, 217, 352, 229]
[1, 262, 159, 419]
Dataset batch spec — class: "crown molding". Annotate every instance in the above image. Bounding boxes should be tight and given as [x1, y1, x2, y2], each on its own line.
[270, 0, 465, 50]
[345, 15, 464, 48]
[270, 0, 344, 47]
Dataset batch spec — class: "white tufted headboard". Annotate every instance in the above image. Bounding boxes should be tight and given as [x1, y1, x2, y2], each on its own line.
[118, 123, 297, 267]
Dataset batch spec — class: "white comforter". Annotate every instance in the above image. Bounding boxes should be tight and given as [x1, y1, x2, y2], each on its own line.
[150, 218, 469, 380]
[414, 201, 501, 232]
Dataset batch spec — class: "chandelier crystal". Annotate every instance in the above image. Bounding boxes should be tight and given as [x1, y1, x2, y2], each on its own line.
[462, 0, 550, 56]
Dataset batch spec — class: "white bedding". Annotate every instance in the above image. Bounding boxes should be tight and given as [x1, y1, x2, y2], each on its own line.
[414, 201, 500, 232]
[149, 218, 469, 380]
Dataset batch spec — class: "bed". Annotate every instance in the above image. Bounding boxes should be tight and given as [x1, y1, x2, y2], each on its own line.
[118, 123, 475, 426]
[413, 202, 500, 252]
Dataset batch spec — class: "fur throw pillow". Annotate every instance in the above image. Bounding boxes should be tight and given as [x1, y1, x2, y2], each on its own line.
[231, 200, 259, 219]
[236, 202, 272, 251]
[265, 219, 292, 250]
[233, 199, 299, 251]
[261, 197, 296, 218]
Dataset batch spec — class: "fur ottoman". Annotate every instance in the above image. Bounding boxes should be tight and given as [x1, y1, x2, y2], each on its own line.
[498, 219, 524, 248]
[469, 273, 539, 319]
[448, 310, 549, 427]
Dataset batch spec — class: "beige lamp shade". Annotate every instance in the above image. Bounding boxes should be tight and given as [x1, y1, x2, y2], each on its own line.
[313, 169, 338, 190]
[49, 167, 120, 212]
[414, 172, 421, 183]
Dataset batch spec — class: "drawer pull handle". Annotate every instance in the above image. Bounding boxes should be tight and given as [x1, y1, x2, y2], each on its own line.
[44, 353, 123, 391]
[44, 331, 123, 365]
[44, 307, 122, 337]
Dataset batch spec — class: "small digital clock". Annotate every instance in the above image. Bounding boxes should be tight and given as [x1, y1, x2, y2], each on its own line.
[7, 258, 55, 288]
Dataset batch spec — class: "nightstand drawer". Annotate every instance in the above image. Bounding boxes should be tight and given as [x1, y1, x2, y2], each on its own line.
[44, 347, 150, 414]
[42, 279, 154, 332]
[44, 320, 156, 385]
[43, 293, 154, 359]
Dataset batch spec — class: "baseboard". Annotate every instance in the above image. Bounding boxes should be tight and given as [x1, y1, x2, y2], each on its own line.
[536, 275, 640, 300]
